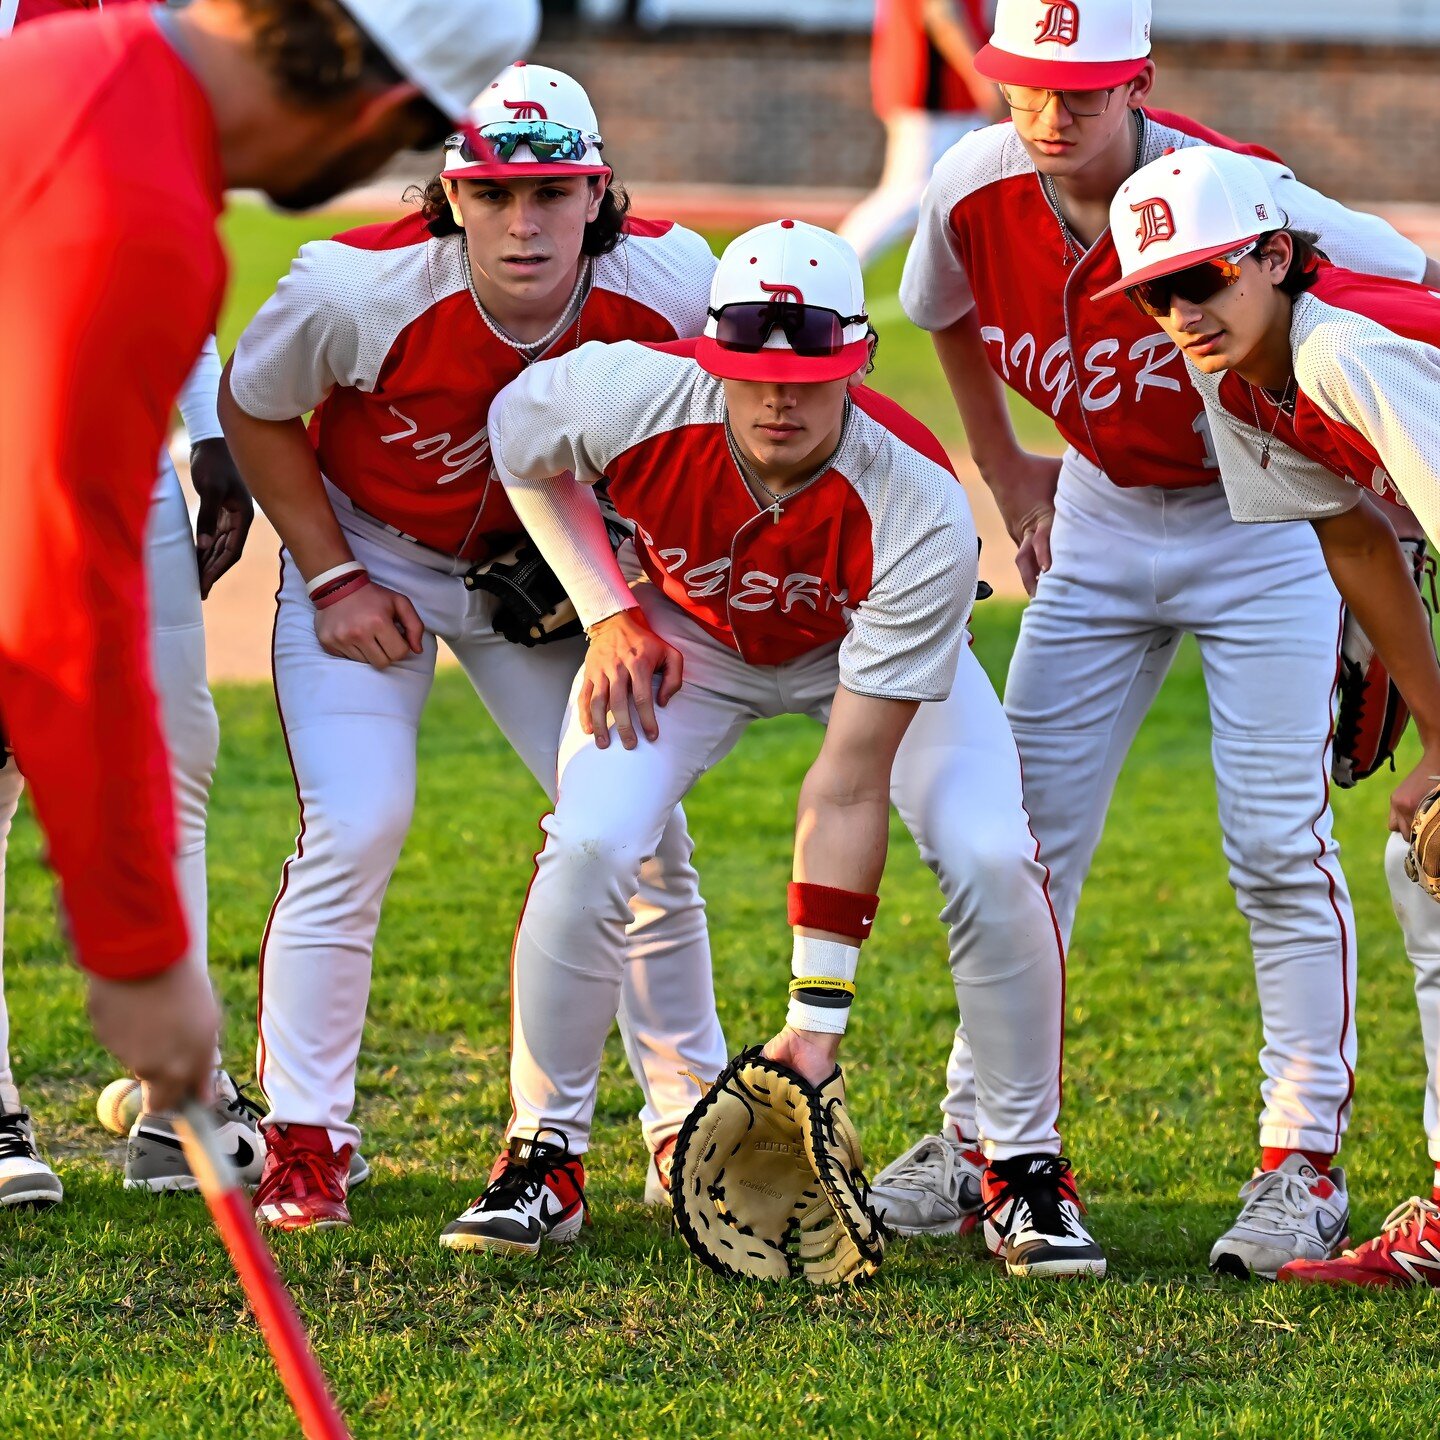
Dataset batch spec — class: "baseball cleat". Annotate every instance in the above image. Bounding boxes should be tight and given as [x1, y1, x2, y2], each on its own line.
[869, 1130, 985, 1236]
[253, 1123, 353, 1231]
[441, 1131, 586, 1254]
[981, 1154, 1106, 1278]
[1209, 1153, 1349, 1280]
[643, 1135, 677, 1207]
[1277, 1196, 1440, 1289]
[0, 1110, 63, 1209]
[123, 1074, 267, 1192]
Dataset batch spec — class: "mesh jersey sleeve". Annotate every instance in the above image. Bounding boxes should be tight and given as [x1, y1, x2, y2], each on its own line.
[175, 335, 223, 443]
[898, 132, 984, 331]
[839, 438, 977, 703]
[226, 239, 408, 421]
[1256, 161, 1426, 282]
[1192, 369, 1360, 524]
[603, 222, 718, 341]
[1297, 316, 1440, 544]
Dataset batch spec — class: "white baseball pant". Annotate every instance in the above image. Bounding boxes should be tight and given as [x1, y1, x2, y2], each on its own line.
[508, 581, 1067, 1160]
[257, 492, 726, 1154]
[942, 449, 1369, 1156]
[0, 457, 221, 1113]
[838, 109, 986, 270]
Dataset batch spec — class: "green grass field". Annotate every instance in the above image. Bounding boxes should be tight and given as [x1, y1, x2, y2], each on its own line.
[2, 202, 1437, 1439]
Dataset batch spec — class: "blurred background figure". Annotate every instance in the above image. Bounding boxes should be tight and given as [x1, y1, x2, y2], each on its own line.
[838, 0, 995, 268]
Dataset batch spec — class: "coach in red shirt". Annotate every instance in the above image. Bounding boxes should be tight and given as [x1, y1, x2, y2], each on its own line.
[0, 0, 537, 1107]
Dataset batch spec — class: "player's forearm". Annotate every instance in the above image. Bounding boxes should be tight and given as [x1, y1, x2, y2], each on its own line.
[217, 371, 353, 580]
[934, 311, 1025, 481]
[921, 0, 987, 96]
[1314, 505, 1440, 746]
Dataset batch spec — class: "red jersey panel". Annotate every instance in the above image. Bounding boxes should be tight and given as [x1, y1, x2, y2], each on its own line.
[4, 0, 147, 32]
[900, 110, 1425, 490]
[0, 4, 224, 977]
[490, 339, 978, 701]
[872, 0, 990, 117]
[229, 212, 717, 560]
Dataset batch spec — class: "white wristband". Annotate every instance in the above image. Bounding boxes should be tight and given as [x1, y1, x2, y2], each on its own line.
[790, 936, 860, 985]
[306, 560, 367, 597]
[786, 997, 850, 1035]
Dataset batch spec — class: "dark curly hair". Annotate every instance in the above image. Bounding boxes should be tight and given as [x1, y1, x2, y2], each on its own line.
[238, 0, 450, 142]
[406, 172, 632, 255]
[1261, 227, 1328, 298]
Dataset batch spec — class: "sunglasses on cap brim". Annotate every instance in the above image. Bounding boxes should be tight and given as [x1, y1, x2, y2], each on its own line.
[446, 120, 594, 166]
[709, 301, 869, 358]
[1125, 241, 1259, 318]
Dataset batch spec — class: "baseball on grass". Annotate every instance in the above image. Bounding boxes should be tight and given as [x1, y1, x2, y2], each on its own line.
[97, 1076, 143, 1136]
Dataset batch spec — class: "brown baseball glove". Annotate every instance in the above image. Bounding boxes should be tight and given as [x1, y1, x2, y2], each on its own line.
[1406, 782, 1440, 902]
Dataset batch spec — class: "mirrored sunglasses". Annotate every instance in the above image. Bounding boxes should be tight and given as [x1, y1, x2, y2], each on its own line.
[447, 120, 593, 166]
[709, 301, 868, 357]
[1125, 241, 1259, 318]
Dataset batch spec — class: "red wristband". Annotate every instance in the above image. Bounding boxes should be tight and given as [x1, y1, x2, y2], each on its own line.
[787, 882, 880, 941]
[312, 573, 372, 610]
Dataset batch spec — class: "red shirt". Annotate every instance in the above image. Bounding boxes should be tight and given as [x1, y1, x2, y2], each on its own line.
[900, 110, 1426, 489]
[0, 5, 224, 977]
[872, 0, 989, 117]
[229, 211, 717, 560]
[4, 0, 148, 31]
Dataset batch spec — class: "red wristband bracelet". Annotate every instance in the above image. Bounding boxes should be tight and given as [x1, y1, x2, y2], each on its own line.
[787, 882, 880, 941]
[312, 573, 372, 610]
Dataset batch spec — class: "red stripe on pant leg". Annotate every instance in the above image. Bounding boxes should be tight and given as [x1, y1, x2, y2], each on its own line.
[1310, 601, 1354, 1153]
[256, 551, 309, 1104]
[504, 809, 556, 1145]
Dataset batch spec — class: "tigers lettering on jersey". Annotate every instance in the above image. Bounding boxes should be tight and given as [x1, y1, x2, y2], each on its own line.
[228, 211, 717, 559]
[900, 109, 1426, 490]
[490, 339, 977, 702]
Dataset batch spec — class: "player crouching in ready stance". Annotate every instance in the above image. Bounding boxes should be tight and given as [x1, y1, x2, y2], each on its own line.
[1102, 145, 1440, 1286]
[439, 220, 1106, 1279]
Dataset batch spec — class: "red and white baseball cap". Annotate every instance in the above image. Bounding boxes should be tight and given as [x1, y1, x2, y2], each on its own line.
[976, 0, 1152, 89]
[339, 0, 540, 129]
[1093, 146, 1280, 300]
[696, 221, 870, 384]
[441, 63, 611, 182]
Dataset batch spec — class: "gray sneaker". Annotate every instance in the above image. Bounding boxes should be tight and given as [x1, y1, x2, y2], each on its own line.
[1210, 1154, 1350, 1280]
[869, 1131, 985, 1236]
[0, 1110, 63, 1209]
[124, 1074, 267, 1192]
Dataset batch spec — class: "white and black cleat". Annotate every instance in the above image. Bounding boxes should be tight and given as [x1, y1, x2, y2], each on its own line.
[123, 1073, 267, 1192]
[981, 1154, 1107, 1278]
[1209, 1154, 1349, 1280]
[0, 1110, 63, 1209]
[441, 1131, 587, 1255]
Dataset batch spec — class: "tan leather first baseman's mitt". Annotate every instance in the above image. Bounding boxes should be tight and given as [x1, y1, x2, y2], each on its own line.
[670, 1048, 885, 1286]
[1406, 783, 1440, 901]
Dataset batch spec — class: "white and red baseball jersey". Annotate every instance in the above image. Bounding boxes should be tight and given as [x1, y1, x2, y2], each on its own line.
[489, 338, 978, 702]
[1193, 263, 1440, 542]
[900, 110, 1427, 489]
[227, 210, 717, 560]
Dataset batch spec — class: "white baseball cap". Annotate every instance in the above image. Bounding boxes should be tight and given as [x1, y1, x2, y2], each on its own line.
[1094, 146, 1281, 300]
[696, 221, 870, 384]
[976, 0, 1151, 89]
[441, 63, 610, 181]
[340, 0, 540, 128]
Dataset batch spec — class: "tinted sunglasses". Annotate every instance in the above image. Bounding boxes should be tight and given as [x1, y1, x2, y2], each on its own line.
[1125, 241, 1258, 318]
[446, 120, 593, 166]
[709, 301, 868, 357]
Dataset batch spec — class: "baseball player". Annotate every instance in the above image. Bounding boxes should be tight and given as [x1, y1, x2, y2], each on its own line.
[868, 0, 1440, 1279]
[218, 64, 729, 1233]
[1101, 145, 1440, 1287]
[440, 220, 1106, 1280]
[0, 0, 538, 1195]
[0, 0, 269, 1208]
[838, 0, 995, 269]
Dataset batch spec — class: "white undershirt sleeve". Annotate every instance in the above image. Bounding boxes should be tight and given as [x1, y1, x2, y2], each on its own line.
[488, 389, 637, 629]
[175, 335, 224, 444]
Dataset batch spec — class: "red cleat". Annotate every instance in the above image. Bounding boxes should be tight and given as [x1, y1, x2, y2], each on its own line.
[1278, 1197, 1440, 1289]
[253, 1124, 354, 1232]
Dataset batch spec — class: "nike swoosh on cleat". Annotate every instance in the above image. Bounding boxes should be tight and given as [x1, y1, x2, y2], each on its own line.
[1315, 1211, 1349, 1246]
[229, 1137, 256, 1171]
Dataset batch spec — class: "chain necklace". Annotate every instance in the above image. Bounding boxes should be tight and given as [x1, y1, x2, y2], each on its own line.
[461, 239, 590, 362]
[724, 398, 852, 524]
[1247, 376, 1298, 470]
[1041, 110, 1147, 265]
